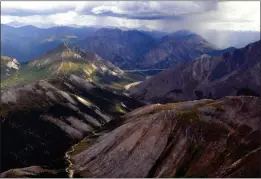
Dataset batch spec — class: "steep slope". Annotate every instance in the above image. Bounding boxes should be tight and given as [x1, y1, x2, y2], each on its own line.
[69, 96, 260, 178]
[129, 40, 260, 103]
[0, 73, 143, 173]
[1, 56, 20, 81]
[1, 43, 144, 90]
[75, 28, 156, 69]
[137, 31, 217, 69]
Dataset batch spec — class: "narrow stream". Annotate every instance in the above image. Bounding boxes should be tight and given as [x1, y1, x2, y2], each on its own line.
[65, 144, 76, 178]
[63, 114, 125, 178]
[64, 132, 100, 178]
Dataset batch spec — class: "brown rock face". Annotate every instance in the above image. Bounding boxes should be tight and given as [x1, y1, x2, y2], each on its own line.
[72, 96, 261, 178]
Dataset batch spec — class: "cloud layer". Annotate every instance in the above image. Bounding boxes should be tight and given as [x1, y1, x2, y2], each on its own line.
[1, 1, 260, 32]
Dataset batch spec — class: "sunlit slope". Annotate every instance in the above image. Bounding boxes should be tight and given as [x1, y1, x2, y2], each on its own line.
[1, 43, 144, 89]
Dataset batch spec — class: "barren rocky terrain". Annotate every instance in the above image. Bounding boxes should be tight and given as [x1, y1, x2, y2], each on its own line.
[71, 96, 261, 178]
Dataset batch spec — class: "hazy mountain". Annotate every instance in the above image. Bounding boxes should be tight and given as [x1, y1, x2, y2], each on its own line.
[1, 24, 98, 62]
[2, 24, 254, 71]
[6, 21, 28, 28]
[129, 40, 260, 103]
[6, 21, 58, 28]
[136, 31, 217, 69]
[200, 30, 260, 49]
[140, 30, 169, 39]
[75, 28, 156, 69]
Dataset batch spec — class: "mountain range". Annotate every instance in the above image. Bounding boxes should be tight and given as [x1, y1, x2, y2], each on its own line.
[1, 24, 97, 62]
[75, 28, 156, 69]
[1, 43, 145, 173]
[0, 23, 260, 178]
[2, 24, 240, 70]
[136, 31, 216, 69]
[129, 40, 260, 103]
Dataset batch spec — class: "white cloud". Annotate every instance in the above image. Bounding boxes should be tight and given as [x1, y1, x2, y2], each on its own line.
[1, 1, 260, 32]
[1, 1, 76, 12]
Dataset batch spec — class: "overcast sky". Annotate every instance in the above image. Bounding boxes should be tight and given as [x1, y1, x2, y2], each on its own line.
[1, 1, 260, 31]
[1, 1, 260, 48]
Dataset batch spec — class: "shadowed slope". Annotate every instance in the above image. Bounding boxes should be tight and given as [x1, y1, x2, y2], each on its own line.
[0, 73, 143, 173]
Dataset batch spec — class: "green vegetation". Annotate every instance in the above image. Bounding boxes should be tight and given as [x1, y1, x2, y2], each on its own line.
[1, 67, 50, 88]
[115, 103, 127, 114]
[1, 49, 145, 92]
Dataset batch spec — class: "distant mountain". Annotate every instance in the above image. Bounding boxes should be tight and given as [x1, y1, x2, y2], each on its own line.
[141, 30, 169, 39]
[2, 24, 258, 71]
[1, 43, 144, 90]
[1, 24, 98, 62]
[136, 31, 217, 69]
[129, 40, 260, 103]
[75, 28, 156, 69]
[75, 29, 220, 70]
[6, 21, 57, 28]
[168, 30, 194, 38]
[200, 29, 260, 49]
[6, 21, 28, 28]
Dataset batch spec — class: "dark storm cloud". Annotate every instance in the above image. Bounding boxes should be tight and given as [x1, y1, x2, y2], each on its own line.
[86, 11, 184, 20]
[1, 1, 214, 21]
[0, 1, 219, 21]
[77, 1, 219, 20]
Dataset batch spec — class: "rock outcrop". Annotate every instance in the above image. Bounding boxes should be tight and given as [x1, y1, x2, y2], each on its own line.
[1, 56, 20, 81]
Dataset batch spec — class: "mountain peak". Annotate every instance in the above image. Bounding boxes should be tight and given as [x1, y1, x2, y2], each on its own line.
[168, 30, 194, 38]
